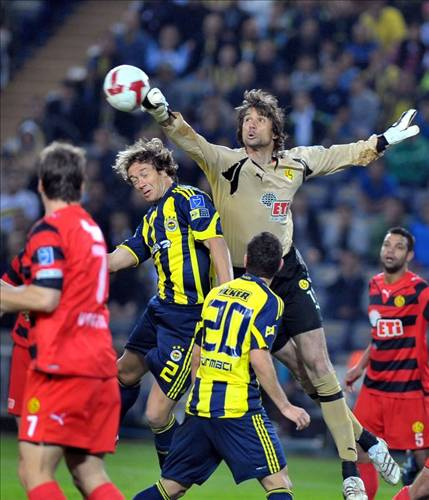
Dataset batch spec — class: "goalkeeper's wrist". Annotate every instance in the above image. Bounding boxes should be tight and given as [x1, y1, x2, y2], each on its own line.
[376, 134, 389, 153]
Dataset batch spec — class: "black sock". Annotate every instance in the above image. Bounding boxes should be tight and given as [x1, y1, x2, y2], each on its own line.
[357, 428, 378, 452]
[152, 415, 179, 468]
[119, 382, 140, 422]
[342, 460, 358, 480]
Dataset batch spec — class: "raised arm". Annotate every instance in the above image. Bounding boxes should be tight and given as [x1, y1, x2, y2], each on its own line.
[250, 348, 310, 430]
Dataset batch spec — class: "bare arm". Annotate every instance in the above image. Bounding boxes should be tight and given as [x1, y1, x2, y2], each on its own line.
[191, 344, 201, 383]
[344, 344, 371, 393]
[0, 285, 60, 314]
[250, 348, 310, 430]
[203, 237, 233, 285]
[108, 247, 138, 273]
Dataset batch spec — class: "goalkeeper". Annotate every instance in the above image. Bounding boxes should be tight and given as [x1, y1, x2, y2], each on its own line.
[140, 86, 419, 499]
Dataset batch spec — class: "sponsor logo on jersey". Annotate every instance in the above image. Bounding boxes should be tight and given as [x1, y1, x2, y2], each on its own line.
[8, 398, 15, 410]
[412, 421, 425, 433]
[265, 325, 276, 337]
[77, 312, 108, 329]
[190, 208, 210, 220]
[37, 246, 54, 266]
[27, 397, 40, 414]
[259, 193, 290, 221]
[299, 279, 310, 290]
[376, 318, 404, 337]
[189, 194, 205, 209]
[201, 356, 232, 372]
[165, 216, 178, 232]
[394, 295, 405, 307]
[50, 413, 66, 426]
[151, 240, 171, 256]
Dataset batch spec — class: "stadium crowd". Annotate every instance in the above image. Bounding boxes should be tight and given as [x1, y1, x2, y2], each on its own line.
[1, 0, 428, 354]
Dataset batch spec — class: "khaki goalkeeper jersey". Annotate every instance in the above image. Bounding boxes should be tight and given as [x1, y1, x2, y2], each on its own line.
[164, 113, 381, 267]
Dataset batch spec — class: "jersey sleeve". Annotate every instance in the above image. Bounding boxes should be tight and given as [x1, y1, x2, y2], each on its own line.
[117, 221, 151, 265]
[179, 191, 224, 241]
[163, 113, 239, 184]
[26, 221, 65, 290]
[420, 284, 429, 322]
[291, 135, 380, 179]
[250, 292, 284, 351]
[1, 252, 24, 286]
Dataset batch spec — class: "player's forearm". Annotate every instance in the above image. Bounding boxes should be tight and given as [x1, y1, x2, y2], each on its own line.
[205, 237, 233, 285]
[108, 247, 138, 273]
[356, 344, 371, 371]
[251, 349, 293, 414]
[0, 284, 60, 313]
[191, 344, 201, 383]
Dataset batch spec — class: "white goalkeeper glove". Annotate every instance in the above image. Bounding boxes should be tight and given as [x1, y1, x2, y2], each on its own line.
[381, 109, 420, 147]
[142, 88, 170, 123]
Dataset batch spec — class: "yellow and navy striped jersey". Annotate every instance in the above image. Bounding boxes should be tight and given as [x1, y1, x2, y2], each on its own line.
[119, 183, 223, 305]
[186, 273, 284, 418]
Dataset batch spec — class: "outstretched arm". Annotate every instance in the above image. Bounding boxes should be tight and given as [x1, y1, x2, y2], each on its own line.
[1, 285, 60, 314]
[250, 348, 310, 430]
[203, 237, 233, 285]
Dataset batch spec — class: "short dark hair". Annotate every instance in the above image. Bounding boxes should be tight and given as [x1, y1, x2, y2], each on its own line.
[386, 227, 415, 252]
[246, 232, 283, 279]
[236, 89, 287, 153]
[38, 142, 85, 202]
[113, 137, 178, 184]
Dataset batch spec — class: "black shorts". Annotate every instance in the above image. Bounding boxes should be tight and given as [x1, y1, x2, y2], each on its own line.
[233, 245, 322, 353]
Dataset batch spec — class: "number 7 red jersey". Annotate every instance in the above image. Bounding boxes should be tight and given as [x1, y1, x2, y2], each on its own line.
[24, 204, 117, 378]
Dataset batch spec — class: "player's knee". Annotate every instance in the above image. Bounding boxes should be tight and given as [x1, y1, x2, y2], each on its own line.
[117, 356, 144, 386]
[261, 468, 292, 492]
[161, 478, 188, 499]
[145, 406, 170, 429]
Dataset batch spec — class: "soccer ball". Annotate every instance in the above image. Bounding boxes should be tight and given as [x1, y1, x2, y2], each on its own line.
[103, 65, 150, 112]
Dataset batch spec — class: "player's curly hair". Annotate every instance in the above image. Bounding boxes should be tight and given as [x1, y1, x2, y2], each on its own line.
[236, 89, 287, 153]
[113, 137, 178, 183]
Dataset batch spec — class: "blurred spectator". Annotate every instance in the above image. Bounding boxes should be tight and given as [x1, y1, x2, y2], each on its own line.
[337, 52, 360, 91]
[359, 0, 407, 54]
[114, 9, 149, 69]
[0, 167, 40, 234]
[289, 91, 326, 146]
[358, 159, 399, 214]
[290, 190, 325, 265]
[209, 44, 239, 95]
[311, 65, 349, 122]
[410, 197, 429, 269]
[253, 39, 282, 89]
[395, 21, 425, 80]
[239, 17, 261, 61]
[369, 196, 409, 263]
[146, 24, 192, 76]
[385, 135, 429, 187]
[348, 76, 380, 137]
[271, 72, 292, 110]
[323, 202, 369, 261]
[325, 250, 366, 351]
[415, 95, 429, 139]
[227, 60, 257, 105]
[345, 22, 378, 70]
[0, 25, 11, 89]
[290, 55, 320, 94]
[283, 17, 320, 68]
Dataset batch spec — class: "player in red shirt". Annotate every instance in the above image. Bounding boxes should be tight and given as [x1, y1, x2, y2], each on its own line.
[1, 251, 32, 421]
[345, 227, 429, 500]
[0, 142, 124, 500]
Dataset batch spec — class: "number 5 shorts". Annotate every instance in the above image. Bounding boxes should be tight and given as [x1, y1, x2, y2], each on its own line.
[125, 296, 203, 401]
[19, 369, 120, 453]
[353, 386, 429, 450]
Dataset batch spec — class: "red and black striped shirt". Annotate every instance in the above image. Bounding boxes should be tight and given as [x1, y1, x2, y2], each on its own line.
[1, 251, 31, 348]
[365, 271, 429, 398]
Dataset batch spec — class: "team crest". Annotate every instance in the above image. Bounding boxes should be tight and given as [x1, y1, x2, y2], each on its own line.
[27, 397, 40, 414]
[260, 193, 289, 221]
[170, 345, 184, 362]
[299, 279, 310, 290]
[412, 421, 424, 433]
[284, 168, 294, 180]
[165, 216, 178, 232]
[394, 295, 405, 307]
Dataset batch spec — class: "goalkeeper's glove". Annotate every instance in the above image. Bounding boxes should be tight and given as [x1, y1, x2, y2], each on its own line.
[378, 109, 420, 151]
[142, 88, 170, 123]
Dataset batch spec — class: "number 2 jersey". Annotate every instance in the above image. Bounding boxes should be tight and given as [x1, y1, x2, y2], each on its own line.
[186, 273, 284, 418]
[24, 204, 117, 378]
[365, 271, 429, 399]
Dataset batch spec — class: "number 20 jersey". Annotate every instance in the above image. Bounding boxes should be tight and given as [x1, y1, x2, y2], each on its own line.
[24, 205, 117, 378]
[187, 274, 284, 418]
[365, 271, 429, 399]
